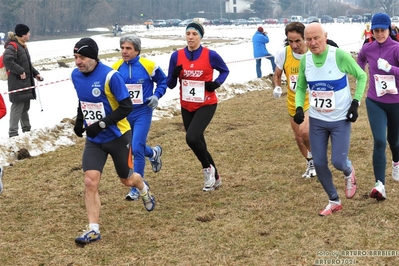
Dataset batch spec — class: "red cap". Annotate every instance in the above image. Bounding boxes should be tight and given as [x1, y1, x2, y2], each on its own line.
[257, 26, 264, 33]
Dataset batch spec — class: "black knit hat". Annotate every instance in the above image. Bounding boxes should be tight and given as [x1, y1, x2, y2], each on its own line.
[186, 21, 204, 38]
[73, 38, 99, 60]
[15, 24, 30, 37]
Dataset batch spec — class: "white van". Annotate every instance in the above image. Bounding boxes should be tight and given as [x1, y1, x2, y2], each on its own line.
[193, 17, 208, 24]
[291, 15, 304, 22]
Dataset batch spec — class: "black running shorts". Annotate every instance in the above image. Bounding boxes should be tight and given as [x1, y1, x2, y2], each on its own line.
[82, 131, 133, 178]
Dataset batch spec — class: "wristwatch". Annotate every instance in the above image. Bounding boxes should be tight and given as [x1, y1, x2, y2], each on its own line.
[99, 121, 106, 129]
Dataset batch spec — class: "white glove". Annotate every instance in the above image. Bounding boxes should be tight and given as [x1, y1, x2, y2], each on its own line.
[146, 95, 159, 109]
[273, 86, 282, 98]
[377, 58, 392, 73]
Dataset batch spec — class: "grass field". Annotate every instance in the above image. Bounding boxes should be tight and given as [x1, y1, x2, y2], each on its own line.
[1, 74, 399, 266]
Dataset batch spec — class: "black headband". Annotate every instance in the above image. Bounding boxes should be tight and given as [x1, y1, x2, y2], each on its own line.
[186, 22, 204, 38]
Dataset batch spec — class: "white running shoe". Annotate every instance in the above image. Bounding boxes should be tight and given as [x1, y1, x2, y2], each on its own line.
[203, 174, 222, 192]
[202, 165, 216, 191]
[370, 180, 386, 201]
[302, 159, 316, 178]
[140, 184, 156, 212]
[392, 161, 399, 181]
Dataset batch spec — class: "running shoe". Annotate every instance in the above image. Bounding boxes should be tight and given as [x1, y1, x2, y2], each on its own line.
[141, 186, 156, 212]
[0, 166, 3, 194]
[75, 226, 101, 245]
[125, 181, 150, 201]
[392, 161, 399, 181]
[149, 145, 162, 173]
[125, 187, 140, 201]
[202, 165, 216, 191]
[203, 174, 222, 192]
[370, 180, 386, 201]
[345, 165, 357, 199]
[302, 159, 316, 178]
[318, 200, 342, 216]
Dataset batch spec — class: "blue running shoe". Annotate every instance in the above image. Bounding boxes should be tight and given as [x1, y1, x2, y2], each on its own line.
[149, 145, 162, 173]
[125, 181, 150, 201]
[75, 227, 101, 245]
[125, 187, 140, 201]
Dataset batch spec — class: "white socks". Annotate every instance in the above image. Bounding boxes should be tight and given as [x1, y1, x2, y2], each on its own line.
[89, 223, 99, 232]
[139, 183, 149, 194]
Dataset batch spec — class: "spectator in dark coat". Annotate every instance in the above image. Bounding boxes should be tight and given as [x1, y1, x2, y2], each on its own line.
[3, 24, 43, 138]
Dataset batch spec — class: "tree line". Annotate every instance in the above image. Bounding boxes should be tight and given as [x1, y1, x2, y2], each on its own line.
[0, 0, 390, 38]
[0, 0, 226, 37]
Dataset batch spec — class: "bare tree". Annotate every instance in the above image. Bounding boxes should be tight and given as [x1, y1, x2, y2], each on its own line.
[378, 0, 395, 15]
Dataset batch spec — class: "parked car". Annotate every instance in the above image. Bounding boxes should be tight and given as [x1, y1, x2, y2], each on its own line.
[305, 16, 319, 23]
[351, 15, 363, 23]
[364, 13, 372, 23]
[392, 16, 399, 23]
[165, 19, 181, 27]
[178, 19, 193, 27]
[291, 15, 304, 22]
[321, 15, 334, 23]
[202, 19, 212, 25]
[247, 17, 262, 25]
[153, 19, 167, 27]
[193, 17, 209, 24]
[233, 19, 247, 26]
[211, 18, 232, 25]
[277, 18, 290, 25]
[337, 16, 350, 23]
[144, 19, 153, 26]
[263, 18, 277, 24]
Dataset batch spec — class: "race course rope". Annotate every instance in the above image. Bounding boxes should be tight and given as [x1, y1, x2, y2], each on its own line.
[1, 78, 71, 95]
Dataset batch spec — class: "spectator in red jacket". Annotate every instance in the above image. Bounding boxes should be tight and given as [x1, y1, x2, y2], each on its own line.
[0, 93, 6, 194]
[0, 93, 6, 119]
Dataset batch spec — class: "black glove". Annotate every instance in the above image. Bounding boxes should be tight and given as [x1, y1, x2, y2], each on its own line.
[346, 99, 359, 122]
[85, 121, 102, 138]
[172, 65, 183, 79]
[73, 118, 85, 137]
[205, 81, 220, 92]
[293, 107, 304, 125]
